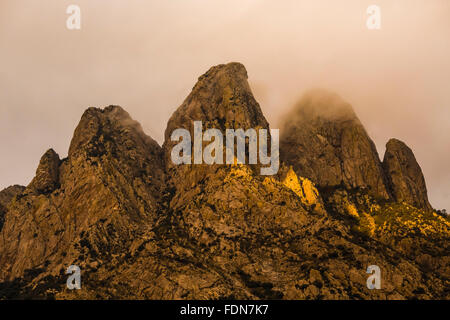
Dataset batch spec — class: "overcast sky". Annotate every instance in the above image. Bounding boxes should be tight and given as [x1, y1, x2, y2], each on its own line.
[0, 0, 449, 210]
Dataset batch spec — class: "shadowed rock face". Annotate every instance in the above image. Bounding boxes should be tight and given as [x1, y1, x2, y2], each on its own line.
[0, 105, 165, 282]
[383, 139, 432, 211]
[280, 89, 390, 200]
[0, 185, 25, 209]
[27, 149, 60, 194]
[0, 185, 25, 232]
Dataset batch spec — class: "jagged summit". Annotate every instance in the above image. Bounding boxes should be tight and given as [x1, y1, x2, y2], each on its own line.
[383, 138, 432, 210]
[162, 62, 272, 180]
[163, 62, 269, 154]
[0, 185, 25, 232]
[69, 105, 161, 159]
[27, 148, 60, 194]
[280, 89, 390, 199]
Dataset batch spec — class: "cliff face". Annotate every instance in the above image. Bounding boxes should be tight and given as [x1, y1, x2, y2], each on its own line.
[0, 106, 165, 284]
[27, 149, 60, 194]
[383, 139, 432, 211]
[163, 62, 270, 172]
[280, 89, 390, 200]
[0, 63, 448, 300]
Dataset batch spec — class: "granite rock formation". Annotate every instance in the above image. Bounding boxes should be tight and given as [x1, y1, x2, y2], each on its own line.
[383, 138, 432, 211]
[27, 149, 60, 194]
[280, 89, 390, 200]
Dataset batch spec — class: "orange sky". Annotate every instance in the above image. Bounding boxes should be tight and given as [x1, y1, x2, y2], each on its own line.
[0, 0, 449, 210]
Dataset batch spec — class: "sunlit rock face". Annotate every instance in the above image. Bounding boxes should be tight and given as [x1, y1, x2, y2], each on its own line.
[280, 89, 390, 200]
[383, 138, 432, 211]
[162, 62, 274, 204]
[164, 62, 269, 137]
[282, 166, 322, 208]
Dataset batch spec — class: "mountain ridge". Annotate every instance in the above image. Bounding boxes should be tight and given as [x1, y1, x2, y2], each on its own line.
[0, 62, 448, 300]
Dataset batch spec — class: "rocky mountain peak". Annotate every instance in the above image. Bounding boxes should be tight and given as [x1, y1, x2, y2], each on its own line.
[383, 138, 432, 210]
[27, 148, 60, 194]
[280, 89, 390, 199]
[163, 63, 269, 163]
[68, 105, 162, 161]
[63, 104, 165, 211]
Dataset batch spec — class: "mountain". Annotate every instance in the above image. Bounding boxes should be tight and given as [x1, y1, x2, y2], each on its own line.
[0, 63, 448, 300]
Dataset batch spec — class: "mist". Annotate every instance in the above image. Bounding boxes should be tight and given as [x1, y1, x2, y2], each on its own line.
[0, 0, 449, 210]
